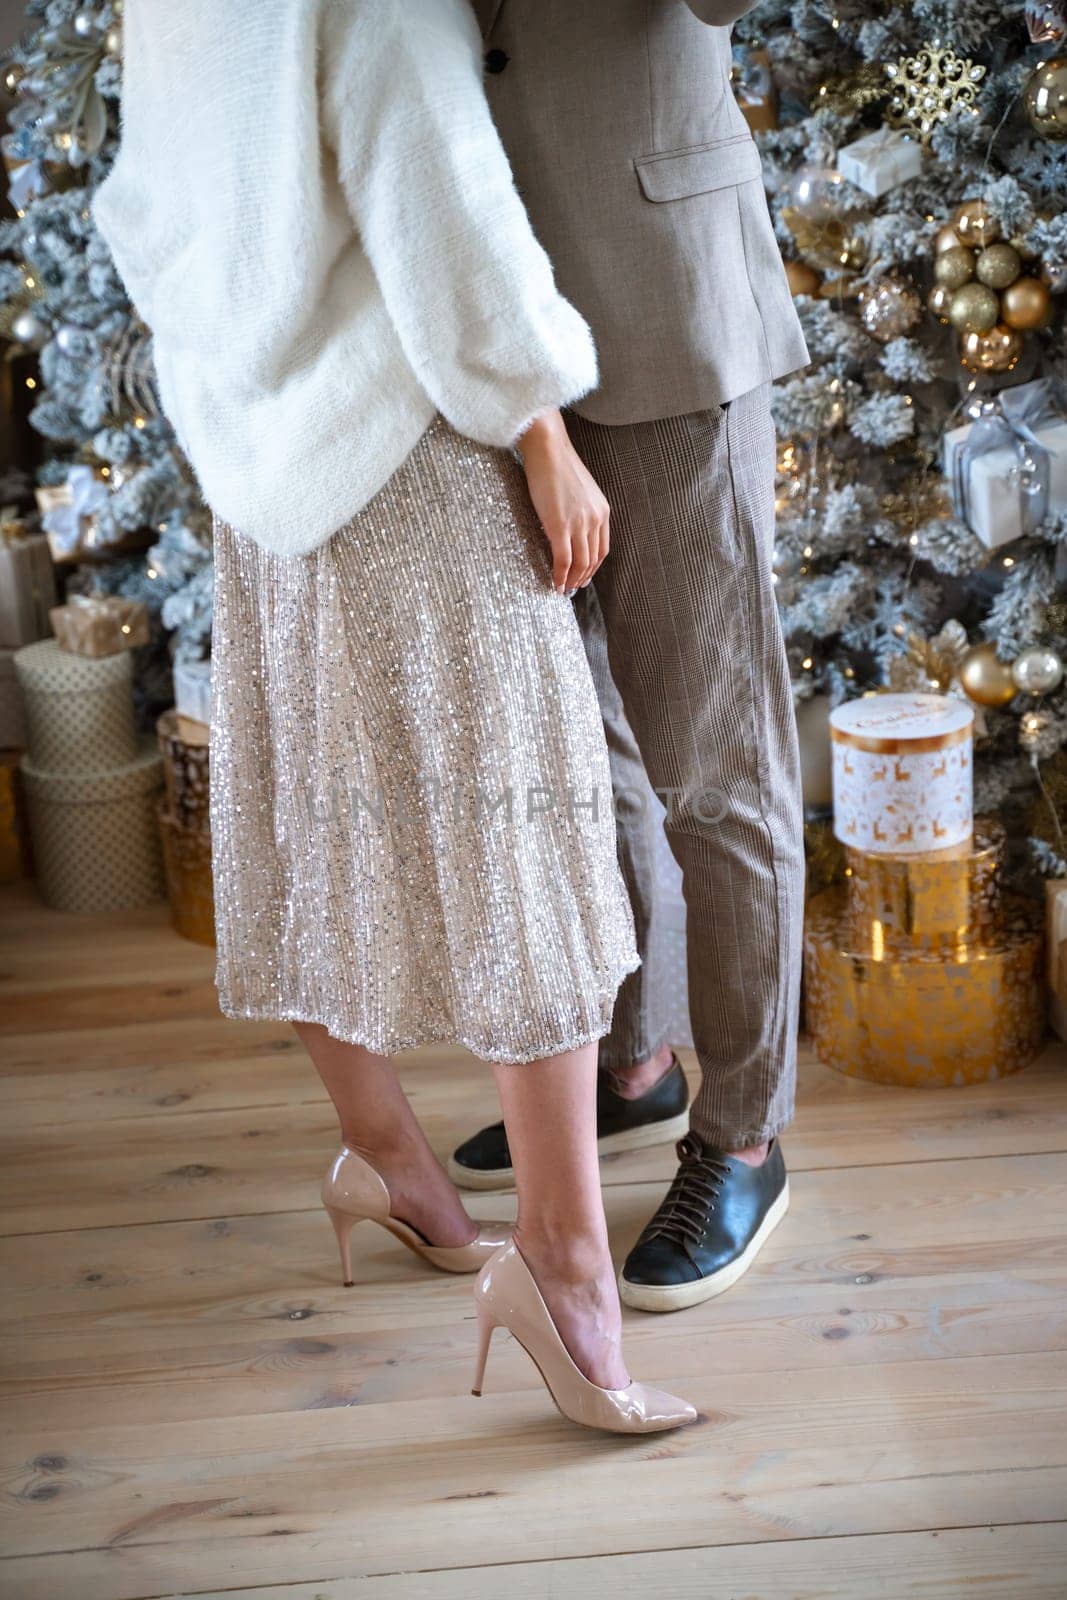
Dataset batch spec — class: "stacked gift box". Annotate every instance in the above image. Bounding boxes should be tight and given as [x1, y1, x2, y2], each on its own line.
[0, 507, 56, 881]
[14, 629, 165, 913]
[804, 692, 1046, 1087]
[156, 695, 215, 945]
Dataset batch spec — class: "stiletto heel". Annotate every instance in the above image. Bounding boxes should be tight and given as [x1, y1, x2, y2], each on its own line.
[473, 1240, 696, 1435]
[471, 1305, 496, 1396]
[325, 1203, 357, 1287]
[321, 1147, 510, 1287]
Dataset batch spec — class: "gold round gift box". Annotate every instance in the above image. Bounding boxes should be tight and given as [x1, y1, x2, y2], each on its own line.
[844, 819, 1003, 955]
[158, 798, 216, 946]
[804, 888, 1045, 1087]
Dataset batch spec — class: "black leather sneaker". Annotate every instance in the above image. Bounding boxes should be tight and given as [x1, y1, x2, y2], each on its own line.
[447, 1054, 691, 1191]
[619, 1131, 789, 1312]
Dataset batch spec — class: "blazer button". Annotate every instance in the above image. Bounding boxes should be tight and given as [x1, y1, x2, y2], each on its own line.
[484, 48, 509, 73]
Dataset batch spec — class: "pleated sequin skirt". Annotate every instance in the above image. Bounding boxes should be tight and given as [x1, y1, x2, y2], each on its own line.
[209, 418, 639, 1062]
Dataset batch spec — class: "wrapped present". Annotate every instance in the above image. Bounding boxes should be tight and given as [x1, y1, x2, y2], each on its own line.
[805, 887, 1045, 1087]
[1049, 879, 1067, 1043]
[173, 657, 212, 727]
[0, 750, 32, 883]
[14, 638, 138, 774]
[0, 648, 28, 749]
[732, 46, 777, 132]
[156, 709, 210, 832]
[36, 467, 111, 563]
[837, 128, 923, 197]
[0, 514, 56, 650]
[943, 379, 1067, 550]
[158, 799, 215, 945]
[50, 594, 150, 659]
[831, 692, 973, 855]
[845, 817, 1003, 955]
[21, 739, 165, 913]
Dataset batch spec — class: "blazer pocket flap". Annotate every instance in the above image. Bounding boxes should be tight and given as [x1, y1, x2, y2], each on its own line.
[635, 138, 762, 202]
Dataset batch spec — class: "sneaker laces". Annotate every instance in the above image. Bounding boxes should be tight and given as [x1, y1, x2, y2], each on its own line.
[642, 1133, 731, 1249]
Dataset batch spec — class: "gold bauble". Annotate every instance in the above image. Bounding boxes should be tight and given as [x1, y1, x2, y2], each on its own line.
[785, 260, 822, 296]
[975, 242, 1022, 289]
[948, 282, 1000, 334]
[927, 283, 953, 323]
[959, 642, 1017, 708]
[934, 224, 965, 254]
[935, 246, 976, 289]
[959, 323, 1024, 374]
[1024, 55, 1067, 138]
[953, 198, 1001, 248]
[1001, 275, 1053, 330]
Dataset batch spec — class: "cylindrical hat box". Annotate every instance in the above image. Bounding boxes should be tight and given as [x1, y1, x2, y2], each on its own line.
[21, 739, 165, 912]
[831, 692, 973, 855]
[14, 637, 137, 774]
[845, 818, 1003, 955]
[158, 799, 216, 945]
[156, 709, 210, 832]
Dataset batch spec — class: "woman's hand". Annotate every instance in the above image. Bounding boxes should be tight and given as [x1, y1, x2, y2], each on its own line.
[518, 410, 610, 594]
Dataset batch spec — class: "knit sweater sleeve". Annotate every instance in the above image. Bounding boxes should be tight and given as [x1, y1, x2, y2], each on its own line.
[319, 0, 597, 447]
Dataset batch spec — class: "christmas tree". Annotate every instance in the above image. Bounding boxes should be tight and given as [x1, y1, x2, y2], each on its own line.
[2, 0, 1066, 880]
[1, 0, 210, 719]
[734, 0, 1067, 882]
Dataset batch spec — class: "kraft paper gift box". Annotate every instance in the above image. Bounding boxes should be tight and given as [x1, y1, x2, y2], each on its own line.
[0, 522, 56, 649]
[50, 594, 150, 658]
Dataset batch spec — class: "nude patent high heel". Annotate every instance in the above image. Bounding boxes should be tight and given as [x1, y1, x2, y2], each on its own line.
[472, 1239, 697, 1435]
[322, 1146, 511, 1286]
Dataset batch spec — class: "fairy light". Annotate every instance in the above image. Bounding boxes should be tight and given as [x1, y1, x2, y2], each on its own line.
[100, 465, 111, 477]
[24, 275, 35, 289]
[25, 376, 36, 389]
[1003, 555, 1015, 568]
[802, 657, 813, 670]
[147, 566, 158, 579]
[133, 415, 146, 429]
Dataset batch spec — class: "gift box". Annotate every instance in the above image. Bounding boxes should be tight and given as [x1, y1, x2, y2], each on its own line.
[173, 657, 212, 727]
[0, 649, 28, 749]
[0, 520, 56, 650]
[14, 638, 138, 774]
[50, 594, 150, 658]
[831, 692, 974, 855]
[845, 817, 1003, 955]
[35, 468, 111, 563]
[837, 128, 923, 197]
[732, 46, 777, 132]
[1049, 879, 1067, 1043]
[158, 799, 216, 945]
[21, 739, 165, 913]
[0, 750, 32, 883]
[943, 379, 1067, 550]
[156, 708, 210, 832]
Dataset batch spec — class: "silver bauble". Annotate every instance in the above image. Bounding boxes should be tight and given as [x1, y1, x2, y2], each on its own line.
[1011, 646, 1065, 696]
[12, 309, 48, 349]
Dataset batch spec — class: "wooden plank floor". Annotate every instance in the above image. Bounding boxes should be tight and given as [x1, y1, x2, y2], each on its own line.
[2, 879, 1066, 1599]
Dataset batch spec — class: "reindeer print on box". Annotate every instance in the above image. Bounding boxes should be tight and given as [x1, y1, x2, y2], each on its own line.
[830, 694, 974, 855]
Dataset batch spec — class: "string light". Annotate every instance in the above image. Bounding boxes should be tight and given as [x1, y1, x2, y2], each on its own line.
[24, 275, 35, 289]
[802, 657, 814, 670]
[25, 376, 36, 389]
[133, 415, 146, 429]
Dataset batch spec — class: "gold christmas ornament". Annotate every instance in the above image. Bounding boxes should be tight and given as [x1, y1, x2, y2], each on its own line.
[952, 198, 1001, 248]
[1024, 55, 1067, 138]
[934, 245, 976, 289]
[947, 281, 1000, 333]
[958, 641, 1017, 707]
[858, 276, 923, 341]
[975, 242, 1023, 289]
[934, 223, 965, 254]
[927, 283, 953, 322]
[785, 259, 822, 296]
[1001, 275, 1053, 329]
[958, 322, 1024, 374]
[884, 41, 987, 143]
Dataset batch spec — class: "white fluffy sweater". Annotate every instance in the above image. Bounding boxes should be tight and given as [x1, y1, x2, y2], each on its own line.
[92, 0, 598, 557]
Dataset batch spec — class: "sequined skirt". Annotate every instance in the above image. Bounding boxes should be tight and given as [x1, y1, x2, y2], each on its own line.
[209, 418, 639, 1061]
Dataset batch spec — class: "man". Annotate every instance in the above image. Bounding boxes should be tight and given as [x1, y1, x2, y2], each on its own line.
[451, 0, 810, 1314]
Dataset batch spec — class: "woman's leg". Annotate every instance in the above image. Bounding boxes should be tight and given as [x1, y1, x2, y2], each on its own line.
[492, 1042, 629, 1391]
[294, 1021, 477, 1249]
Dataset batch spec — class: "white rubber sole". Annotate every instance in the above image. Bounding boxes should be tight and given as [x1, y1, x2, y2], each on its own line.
[447, 1108, 691, 1193]
[618, 1178, 790, 1313]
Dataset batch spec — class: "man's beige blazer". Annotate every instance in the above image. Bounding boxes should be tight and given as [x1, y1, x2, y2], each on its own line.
[475, 0, 810, 424]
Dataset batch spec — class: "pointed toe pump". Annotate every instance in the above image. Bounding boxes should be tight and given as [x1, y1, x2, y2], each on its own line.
[471, 1240, 697, 1435]
[322, 1147, 511, 1287]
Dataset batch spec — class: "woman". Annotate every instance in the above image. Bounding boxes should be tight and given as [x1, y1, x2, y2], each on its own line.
[93, 0, 694, 1435]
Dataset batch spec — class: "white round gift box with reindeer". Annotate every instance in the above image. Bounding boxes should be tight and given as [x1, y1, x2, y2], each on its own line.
[830, 692, 974, 855]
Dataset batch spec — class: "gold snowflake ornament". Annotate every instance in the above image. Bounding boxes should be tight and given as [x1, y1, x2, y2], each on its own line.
[884, 39, 987, 143]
